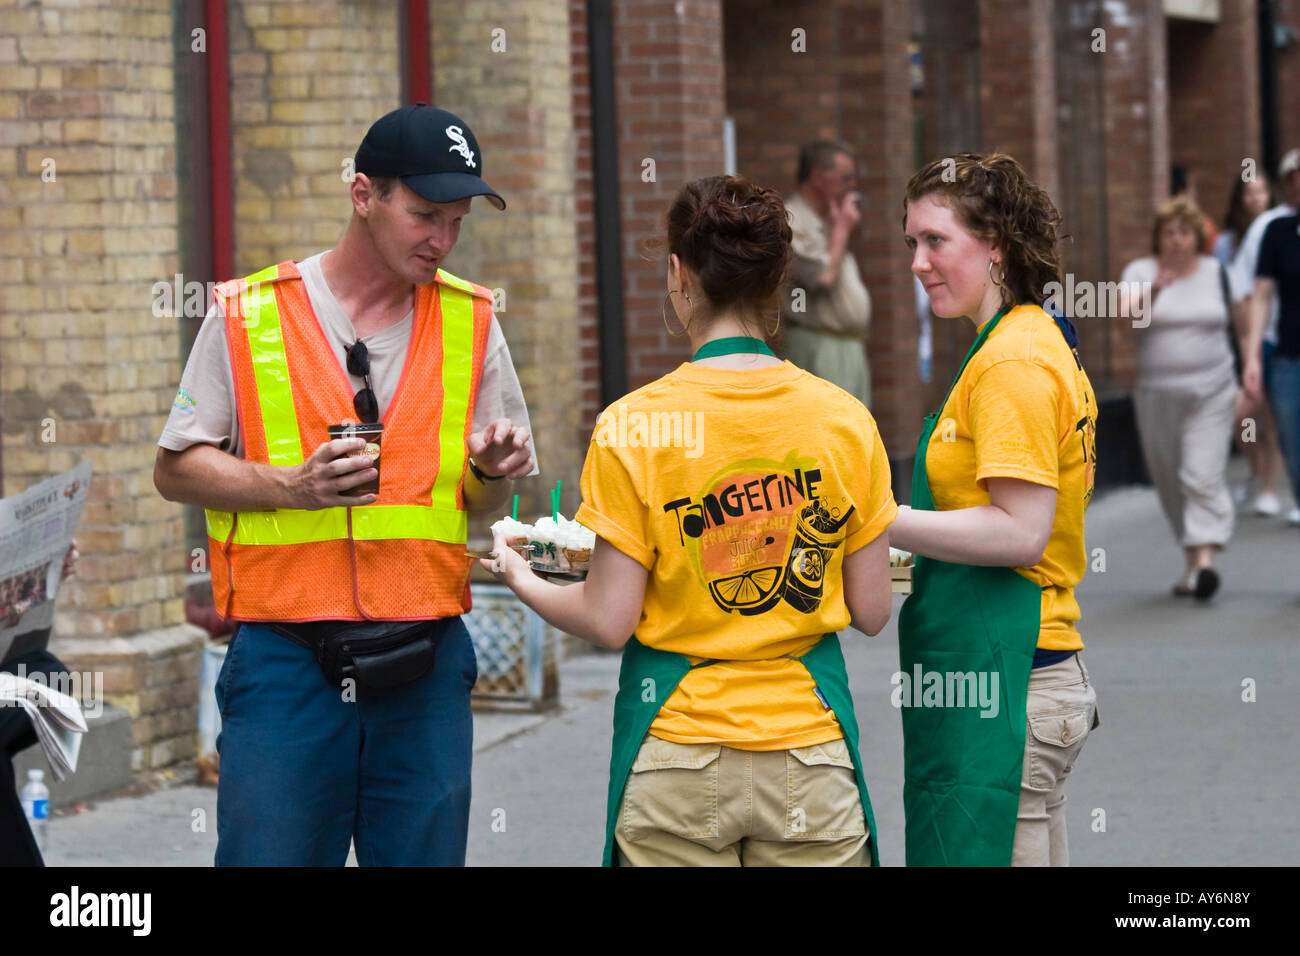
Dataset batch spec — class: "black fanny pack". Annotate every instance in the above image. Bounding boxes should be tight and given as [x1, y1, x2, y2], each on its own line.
[270, 619, 446, 692]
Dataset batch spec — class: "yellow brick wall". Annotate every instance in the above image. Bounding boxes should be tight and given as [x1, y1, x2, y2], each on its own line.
[432, 0, 582, 533]
[227, 0, 401, 273]
[0, 0, 186, 641]
[1, 0, 581, 643]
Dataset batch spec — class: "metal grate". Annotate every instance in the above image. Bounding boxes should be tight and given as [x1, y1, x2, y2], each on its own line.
[464, 583, 559, 710]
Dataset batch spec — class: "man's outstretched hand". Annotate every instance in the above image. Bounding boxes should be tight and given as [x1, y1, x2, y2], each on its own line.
[467, 419, 535, 480]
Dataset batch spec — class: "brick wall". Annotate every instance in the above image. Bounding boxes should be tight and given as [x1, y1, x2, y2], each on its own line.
[837, 0, 923, 478]
[613, 0, 727, 392]
[980, 0, 1060, 202]
[1277, 0, 1300, 162]
[915, 0, 982, 412]
[1099, 0, 1167, 390]
[724, 0, 836, 197]
[0, 0, 205, 772]
[226, 1, 401, 274]
[1167, 1, 1260, 240]
[432, 0, 582, 528]
[569, 0, 601, 448]
[724, 1, 956, 487]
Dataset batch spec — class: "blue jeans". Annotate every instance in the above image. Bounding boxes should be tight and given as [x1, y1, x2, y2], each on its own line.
[1264, 348, 1300, 502]
[214, 619, 477, 866]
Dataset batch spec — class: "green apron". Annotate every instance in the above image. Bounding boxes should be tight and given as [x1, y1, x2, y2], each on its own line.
[599, 335, 879, 867]
[896, 307, 1042, 866]
[601, 633, 880, 867]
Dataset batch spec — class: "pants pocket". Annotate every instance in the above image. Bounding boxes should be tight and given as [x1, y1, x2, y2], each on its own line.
[784, 738, 866, 840]
[214, 626, 244, 719]
[619, 736, 721, 842]
[1026, 707, 1091, 790]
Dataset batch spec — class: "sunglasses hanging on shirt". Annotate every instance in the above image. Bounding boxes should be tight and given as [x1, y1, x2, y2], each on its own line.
[345, 340, 379, 423]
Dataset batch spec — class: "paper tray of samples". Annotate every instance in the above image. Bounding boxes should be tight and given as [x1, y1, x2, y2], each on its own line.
[890, 548, 914, 594]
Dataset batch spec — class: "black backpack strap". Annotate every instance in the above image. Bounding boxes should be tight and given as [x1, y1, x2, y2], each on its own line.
[1220, 262, 1243, 382]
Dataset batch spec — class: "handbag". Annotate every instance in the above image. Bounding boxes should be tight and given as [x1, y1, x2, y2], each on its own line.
[270, 619, 445, 692]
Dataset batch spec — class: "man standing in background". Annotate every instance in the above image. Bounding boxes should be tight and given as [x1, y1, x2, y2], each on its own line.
[781, 141, 873, 406]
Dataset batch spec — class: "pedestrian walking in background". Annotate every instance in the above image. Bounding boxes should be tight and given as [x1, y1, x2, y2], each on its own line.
[1241, 149, 1300, 529]
[1216, 171, 1288, 517]
[890, 153, 1100, 867]
[780, 141, 874, 406]
[1242, 149, 1300, 539]
[485, 174, 897, 867]
[1122, 196, 1238, 599]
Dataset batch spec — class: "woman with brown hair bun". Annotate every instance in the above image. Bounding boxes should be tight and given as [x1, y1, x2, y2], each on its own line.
[889, 153, 1100, 866]
[483, 174, 897, 866]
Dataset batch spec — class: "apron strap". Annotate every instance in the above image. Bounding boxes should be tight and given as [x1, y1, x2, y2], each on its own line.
[691, 336, 776, 361]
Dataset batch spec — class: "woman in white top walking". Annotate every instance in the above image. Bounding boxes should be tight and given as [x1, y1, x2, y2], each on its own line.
[1122, 196, 1238, 599]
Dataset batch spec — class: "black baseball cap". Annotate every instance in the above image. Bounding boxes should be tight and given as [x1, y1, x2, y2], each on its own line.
[355, 104, 505, 210]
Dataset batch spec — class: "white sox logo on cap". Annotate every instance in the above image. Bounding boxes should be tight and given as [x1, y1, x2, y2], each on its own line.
[446, 126, 476, 169]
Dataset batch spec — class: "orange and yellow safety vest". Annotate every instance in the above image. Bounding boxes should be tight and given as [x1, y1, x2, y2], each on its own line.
[204, 260, 492, 621]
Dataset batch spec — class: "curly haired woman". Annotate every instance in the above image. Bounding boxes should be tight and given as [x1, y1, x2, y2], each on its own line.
[890, 153, 1100, 867]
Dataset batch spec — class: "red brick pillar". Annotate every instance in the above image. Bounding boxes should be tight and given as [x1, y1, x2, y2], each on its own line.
[724, 0, 919, 494]
[613, 0, 727, 392]
[1166, 0, 1260, 237]
[569, 0, 601, 445]
[838, 0, 924, 489]
[1099, 0, 1168, 388]
[979, 0, 1059, 202]
[1276, 0, 1300, 159]
[723, 0, 837, 196]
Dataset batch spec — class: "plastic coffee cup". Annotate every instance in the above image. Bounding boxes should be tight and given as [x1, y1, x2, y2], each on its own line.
[327, 422, 383, 497]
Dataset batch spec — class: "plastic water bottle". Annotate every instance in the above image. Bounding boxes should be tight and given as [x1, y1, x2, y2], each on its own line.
[20, 768, 49, 855]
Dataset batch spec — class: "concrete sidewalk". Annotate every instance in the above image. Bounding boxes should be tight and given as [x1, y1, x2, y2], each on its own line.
[37, 659, 617, 866]
[38, 478, 1300, 866]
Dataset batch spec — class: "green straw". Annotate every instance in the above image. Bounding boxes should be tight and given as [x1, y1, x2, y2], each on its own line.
[511, 494, 518, 520]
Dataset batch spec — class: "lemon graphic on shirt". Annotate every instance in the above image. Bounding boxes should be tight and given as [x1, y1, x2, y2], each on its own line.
[707, 565, 784, 616]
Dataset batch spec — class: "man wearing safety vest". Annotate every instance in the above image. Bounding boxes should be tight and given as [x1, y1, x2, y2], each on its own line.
[155, 106, 537, 866]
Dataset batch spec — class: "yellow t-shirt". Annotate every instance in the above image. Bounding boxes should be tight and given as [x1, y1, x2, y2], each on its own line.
[925, 304, 1098, 650]
[576, 360, 898, 751]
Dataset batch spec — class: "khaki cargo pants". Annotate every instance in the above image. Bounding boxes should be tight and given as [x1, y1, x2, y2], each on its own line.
[614, 734, 870, 866]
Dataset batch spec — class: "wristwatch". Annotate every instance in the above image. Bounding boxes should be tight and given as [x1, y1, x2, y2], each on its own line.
[467, 457, 505, 482]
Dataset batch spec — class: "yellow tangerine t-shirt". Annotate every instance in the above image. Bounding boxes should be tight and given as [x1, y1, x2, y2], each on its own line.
[576, 360, 898, 751]
[924, 304, 1098, 650]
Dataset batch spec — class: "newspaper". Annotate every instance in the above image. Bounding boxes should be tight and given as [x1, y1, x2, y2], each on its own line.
[0, 672, 85, 779]
[0, 461, 92, 663]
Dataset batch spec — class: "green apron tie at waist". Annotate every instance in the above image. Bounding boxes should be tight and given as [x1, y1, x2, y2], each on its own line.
[602, 633, 880, 867]
[603, 335, 877, 866]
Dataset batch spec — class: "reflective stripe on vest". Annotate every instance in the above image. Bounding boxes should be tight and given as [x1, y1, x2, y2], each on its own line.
[432, 269, 475, 523]
[204, 273, 476, 547]
[240, 263, 303, 466]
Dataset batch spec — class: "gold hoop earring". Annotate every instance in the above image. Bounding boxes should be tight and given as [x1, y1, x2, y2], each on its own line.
[662, 289, 693, 337]
[766, 306, 781, 337]
[988, 259, 1009, 297]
